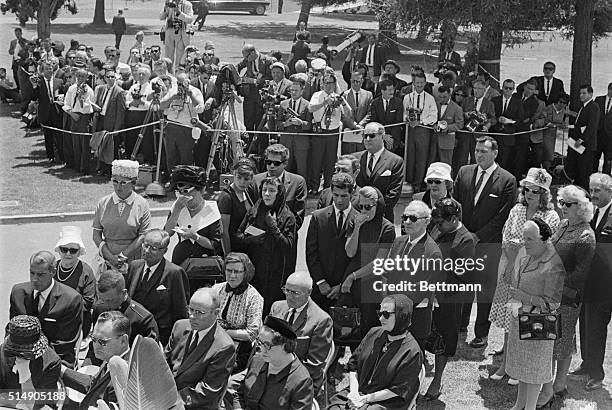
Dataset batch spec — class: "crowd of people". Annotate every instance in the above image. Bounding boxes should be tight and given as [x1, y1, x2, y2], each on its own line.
[1, 5, 612, 409]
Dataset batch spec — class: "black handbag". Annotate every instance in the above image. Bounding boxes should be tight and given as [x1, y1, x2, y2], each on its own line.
[329, 293, 361, 346]
[181, 256, 224, 291]
[518, 302, 561, 341]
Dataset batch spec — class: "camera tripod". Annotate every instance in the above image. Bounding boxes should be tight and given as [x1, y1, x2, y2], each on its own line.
[205, 87, 245, 181]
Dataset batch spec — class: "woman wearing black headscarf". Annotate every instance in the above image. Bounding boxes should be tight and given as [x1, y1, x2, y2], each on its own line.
[328, 294, 424, 410]
[236, 177, 297, 316]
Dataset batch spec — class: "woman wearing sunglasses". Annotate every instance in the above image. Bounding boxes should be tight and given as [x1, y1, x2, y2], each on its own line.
[236, 177, 296, 316]
[328, 294, 423, 409]
[341, 186, 396, 338]
[93, 160, 151, 272]
[411, 162, 458, 234]
[489, 168, 559, 385]
[55, 226, 95, 338]
[164, 165, 223, 267]
[537, 185, 595, 406]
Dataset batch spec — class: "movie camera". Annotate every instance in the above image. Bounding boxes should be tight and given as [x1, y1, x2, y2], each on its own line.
[465, 111, 488, 132]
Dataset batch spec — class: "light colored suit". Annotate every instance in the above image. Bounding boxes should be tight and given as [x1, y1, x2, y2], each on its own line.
[160, 0, 194, 65]
[433, 99, 464, 165]
[269, 298, 333, 394]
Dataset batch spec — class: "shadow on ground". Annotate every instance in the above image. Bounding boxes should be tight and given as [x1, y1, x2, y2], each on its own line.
[48, 23, 150, 36]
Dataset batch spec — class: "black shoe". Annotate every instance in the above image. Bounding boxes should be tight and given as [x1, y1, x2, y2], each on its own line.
[569, 364, 588, 376]
[536, 396, 554, 409]
[468, 337, 487, 348]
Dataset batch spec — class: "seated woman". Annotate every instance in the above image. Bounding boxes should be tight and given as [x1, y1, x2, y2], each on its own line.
[411, 162, 459, 233]
[239, 316, 313, 409]
[328, 294, 423, 409]
[54, 226, 96, 339]
[217, 159, 256, 254]
[164, 165, 223, 269]
[212, 252, 263, 373]
[505, 218, 565, 410]
[236, 177, 296, 316]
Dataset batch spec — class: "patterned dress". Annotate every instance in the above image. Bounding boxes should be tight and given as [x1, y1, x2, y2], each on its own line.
[489, 204, 560, 331]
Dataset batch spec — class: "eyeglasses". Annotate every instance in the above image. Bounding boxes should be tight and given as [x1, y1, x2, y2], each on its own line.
[59, 246, 80, 254]
[558, 199, 578, 208]
[334, 167, 351, 173]
[176, 183, 196, 193]
[281, 286, 303, 296]
[89, 333, 120, 347]
[377, 310, 395, 319]
[111, 179, 132, 186]
[226, 268, 245, 276]
[401, 214, 427, 223]
[455, 93, 466, 97]
[522, 186, 542, 194]
[151, 50, 161, 53]
[255, 337, 274, 351]
[543, 67, 555, 71]
[265, 159, 284, 167]
[350, 79, 362, 83]
[105, 75, 115, 79]
[358, 204, 375, 211]
[426, 179, 443, 185]
[188, 307, 212, 316]
[362, 133, 378, 140]
[203, 52, 214, 56]
[108, 54, 117, 58]
[142, 243, 166, 251]
[503, 86, 515, 90]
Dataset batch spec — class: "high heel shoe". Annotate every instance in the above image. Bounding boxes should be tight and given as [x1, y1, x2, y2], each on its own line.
[536, 395, 555, 409]
[507, 378, 519, 386]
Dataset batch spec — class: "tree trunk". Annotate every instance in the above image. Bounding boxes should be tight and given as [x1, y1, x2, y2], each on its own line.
[477, 20, 503, 89]
[379, 14, 399, 55]
[93, 0, 106, 25]
[296, 0, 312, 28]
[569, 0, 595, 110]
[37, 0, 52, 39]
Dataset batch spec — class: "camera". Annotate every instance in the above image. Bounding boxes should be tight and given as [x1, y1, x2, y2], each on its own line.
[166, 0, 178, 7]
[151, 81, 162, 94]
[131, 89, 142, 100]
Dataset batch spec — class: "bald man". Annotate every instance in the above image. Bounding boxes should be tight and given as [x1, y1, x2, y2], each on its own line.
[269, 271, 333, 394]
[165, 288, 236, 409]
[10, 251, 83, 367]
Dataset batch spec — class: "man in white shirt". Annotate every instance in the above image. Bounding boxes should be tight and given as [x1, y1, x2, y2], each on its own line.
[159, 72, 204, 170]
[160, 0, 194, 66]
[403, 71, 438, 191]
[359, 32, 386, 81]
[308, 74, 351, 191]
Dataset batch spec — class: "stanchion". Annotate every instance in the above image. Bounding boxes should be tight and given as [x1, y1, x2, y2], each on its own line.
[145, 118, 167, 197]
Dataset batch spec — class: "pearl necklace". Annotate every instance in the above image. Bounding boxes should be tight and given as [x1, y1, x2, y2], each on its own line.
[57, 261, 78, 283]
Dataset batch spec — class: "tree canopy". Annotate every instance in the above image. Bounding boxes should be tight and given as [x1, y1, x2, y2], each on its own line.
[0, 0, 78, 38]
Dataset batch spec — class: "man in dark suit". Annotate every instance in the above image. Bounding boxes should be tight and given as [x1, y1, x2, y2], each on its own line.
[454, 136, 517, 347]
[270, 271, 333, 394]
[279, 76, 312, 182]
[593, 83, 612, 174]
[573, 173, 612, 390]
[165, 288, 236, 409]
[340, 70, 372, 154]
[490, 79, 524, 173]
[191, 64, 217, 124]
[32, 59, 64, 162]
[10, 251, 82, 367]
[317, 154, 361, 209]
[438, 40, 462, 74]
[356, 122, 404, 222]
[126, 229, 189, 345]
[93, 67, 126, 175]
[62, 311, 131, 409]
[111, 9, 127, 49]
[565, 84, 600, 190]
[369, 80, 404, 155]
[306, 173, 357, 311]
[248, 144, 307, 229]
[433, 85, 464, 165]
[237, 44, 274, 132]
[515, 78, 542, 179]
[360, 33, 387, 80]
[535, 61, 565, 106]
[453, 79, 496, 173]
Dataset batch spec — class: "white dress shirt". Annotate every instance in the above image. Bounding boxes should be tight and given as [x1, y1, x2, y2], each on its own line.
[473, 163, 497, 204]
[63, 83, 95, 114]
[403, 91, 437, 125]
[366, 147, 384, 175]
[36, 279, 55, 311]
[143, 261, 161, 282]
[161, 84, 204, 125]
[476, 96, 484, 113]
[126, 82, 153, 111]
[594, 200, 612, 229]
[309, 90, 346, 130]
[605, 96, 612, 114]
[365, 45, 375, 67]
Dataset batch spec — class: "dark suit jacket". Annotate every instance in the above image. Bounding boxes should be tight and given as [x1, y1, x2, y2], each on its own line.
[273, 78, 292, 98]
[570, 99, 601, 151]
[94, 84, 126, 131]
[279, 97, 312, 132]
[236, 54, 274, 99]
[461, 96, 496, 130]
[270, 298, 333, 393]
[491, 94, 525, 143]
[111, 15, 126, 34]
[191, 77, 217, 123]
[530, 76, 565, 106]
[585, 203, 612, 303]
[355, 149, 404, 213]
[369, 96, 404, 142]
[33, 76, 63, 126]
[453, 164, 517, 243]
[10, 281, 82, 367]
[438, 50, 462, 70]
[596, 95, 612, 151]
[126, 258, 189, 332]
[342, 88, 373, 126]
[359, 44, 387, 77]
[165, 320, 236, 409]
[306, 205, 356, 286]
[248, 171, 307, 229]
[63, 350, 129, 409]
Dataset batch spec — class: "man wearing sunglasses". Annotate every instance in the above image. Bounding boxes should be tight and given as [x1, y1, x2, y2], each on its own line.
[166, 288, 235, 408]
[490, 78, 525, 173]
[92, 67, 126, 176]
[369, 79, 404, 154]
[62, 311, 131, 408]
[355, 122, 404, 222]
[269, 271, 333, 395]
[317, 154, 361, 209]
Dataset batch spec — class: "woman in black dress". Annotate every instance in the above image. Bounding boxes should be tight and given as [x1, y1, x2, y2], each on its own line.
[328, 294, 424, 409]
[236, 177, 297, 316]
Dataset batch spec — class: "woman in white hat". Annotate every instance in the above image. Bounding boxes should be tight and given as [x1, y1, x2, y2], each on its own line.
[54, 225, 95, 336]
[488, 168, 560, 385]
[92, 160, 151, 271]
[411, 162, 459, 233]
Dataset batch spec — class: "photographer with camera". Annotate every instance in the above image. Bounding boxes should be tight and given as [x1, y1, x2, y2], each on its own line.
[159, 0, 194, 66]
[237, 44, 274, 132]
[125, 65, 157, 164]
[159, 72, 204, 170]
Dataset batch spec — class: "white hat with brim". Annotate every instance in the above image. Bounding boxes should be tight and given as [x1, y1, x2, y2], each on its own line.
[520, 168, 552, 192]
[270, 62, 285, 73]
[55, 225, 86, 255]
[311, 58, 327, 70]
[424, 162, 453, 182]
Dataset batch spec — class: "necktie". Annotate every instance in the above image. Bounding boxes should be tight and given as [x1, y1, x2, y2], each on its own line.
[474, 170, 486, 204]
[287, 308, 296, 325]
[101, 88, 111, 116]
[546, 80, 550, 97]
[592, 208, 600, 230]
[440, 103, 447, 117]
[221, 291, 233, 320]
[606, 98, 611, 114]
[292, 99, 296, 112]
[503, 98, 509, 114]
[416, 94, 421, 110]
[143, 267, 151, 284]
[354, 91, 359, 108]
[368, 154, 374, 175]
[446, 52, 451, 60]
[337, 210, 344, 233]
[187, 331, 199, 356]
[33, 291, 41, 315]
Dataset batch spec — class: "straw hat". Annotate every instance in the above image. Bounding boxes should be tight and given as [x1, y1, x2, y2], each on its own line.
[112, 160, 140, 179]
[4, 316, 49, 360]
